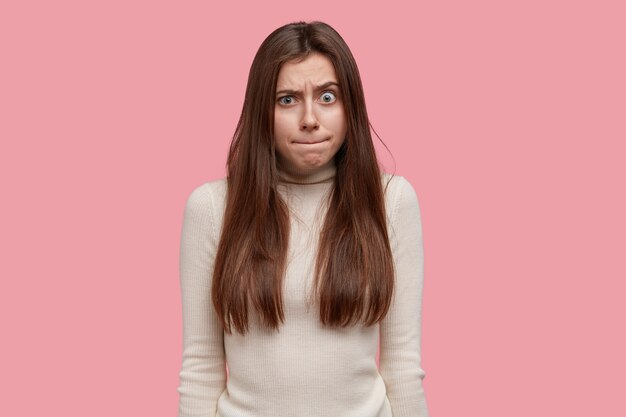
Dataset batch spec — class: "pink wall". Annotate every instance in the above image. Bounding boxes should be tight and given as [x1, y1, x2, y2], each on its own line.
[1, 0, 624, 416]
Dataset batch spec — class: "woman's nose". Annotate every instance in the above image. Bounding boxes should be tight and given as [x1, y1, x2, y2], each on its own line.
[300, 100, 320, 131]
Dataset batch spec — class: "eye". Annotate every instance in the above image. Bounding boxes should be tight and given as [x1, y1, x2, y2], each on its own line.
[320, 90, 337, 103]
[277, 95, 295, 105]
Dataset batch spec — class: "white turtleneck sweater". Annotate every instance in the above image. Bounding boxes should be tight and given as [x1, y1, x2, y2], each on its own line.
[177, 160, 429, 417]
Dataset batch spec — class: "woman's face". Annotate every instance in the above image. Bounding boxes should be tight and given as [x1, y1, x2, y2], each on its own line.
[273, 52, 347, 176]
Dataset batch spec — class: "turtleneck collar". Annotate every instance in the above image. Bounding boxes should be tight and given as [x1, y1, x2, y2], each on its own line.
[277, 158, 337, 184]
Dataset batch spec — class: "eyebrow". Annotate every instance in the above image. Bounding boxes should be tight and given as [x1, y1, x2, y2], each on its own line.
[275, 81, 340, 96]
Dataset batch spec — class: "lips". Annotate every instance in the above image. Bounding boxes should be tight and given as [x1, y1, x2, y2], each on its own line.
[293, 137, 329, 144]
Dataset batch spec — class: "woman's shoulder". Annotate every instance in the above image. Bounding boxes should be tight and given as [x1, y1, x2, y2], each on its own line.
[189, 176, 228, 199]
[379, 171, 421, 223]
[183, 176, 228, 220]
[380, 170, 416, 198]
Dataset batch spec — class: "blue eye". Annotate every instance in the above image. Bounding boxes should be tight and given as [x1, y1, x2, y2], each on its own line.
[320, 91, 337, 103]
[278, 96, 294, 105]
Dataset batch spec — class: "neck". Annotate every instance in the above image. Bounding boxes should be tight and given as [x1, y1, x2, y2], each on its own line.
[277, 158, 337, 184]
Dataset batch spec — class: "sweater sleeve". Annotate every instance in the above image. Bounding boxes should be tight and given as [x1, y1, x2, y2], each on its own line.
[177, 184, 227, 417]
[379, 176, 429, 417]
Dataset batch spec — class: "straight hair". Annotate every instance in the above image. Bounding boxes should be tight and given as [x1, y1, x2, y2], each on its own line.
[212, 20, 395, 335]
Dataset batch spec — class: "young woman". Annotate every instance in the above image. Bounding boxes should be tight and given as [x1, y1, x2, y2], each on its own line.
[177, 21, 429, 417]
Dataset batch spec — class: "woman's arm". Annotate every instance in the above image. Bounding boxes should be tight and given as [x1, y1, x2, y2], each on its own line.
[177, 183, 227, 417]
[379, 176, 430, 417]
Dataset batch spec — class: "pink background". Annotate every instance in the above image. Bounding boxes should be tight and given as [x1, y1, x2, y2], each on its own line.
[1, 0, 624, 416]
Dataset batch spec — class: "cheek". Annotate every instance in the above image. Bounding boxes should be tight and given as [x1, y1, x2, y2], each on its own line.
[273, 112, 290, 137]
[325, 109, 347, 133]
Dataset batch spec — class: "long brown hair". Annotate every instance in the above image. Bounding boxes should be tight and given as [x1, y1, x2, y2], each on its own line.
[212, 20, 395, 335]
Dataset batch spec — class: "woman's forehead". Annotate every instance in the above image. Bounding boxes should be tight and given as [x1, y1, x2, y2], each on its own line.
[276, 54, 338, 89]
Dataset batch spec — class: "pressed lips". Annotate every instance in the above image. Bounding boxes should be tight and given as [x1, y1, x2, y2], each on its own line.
[293, 137, 330, 144]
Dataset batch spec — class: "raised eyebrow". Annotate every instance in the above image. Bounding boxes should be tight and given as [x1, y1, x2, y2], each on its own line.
[275, 81, 339, 96]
